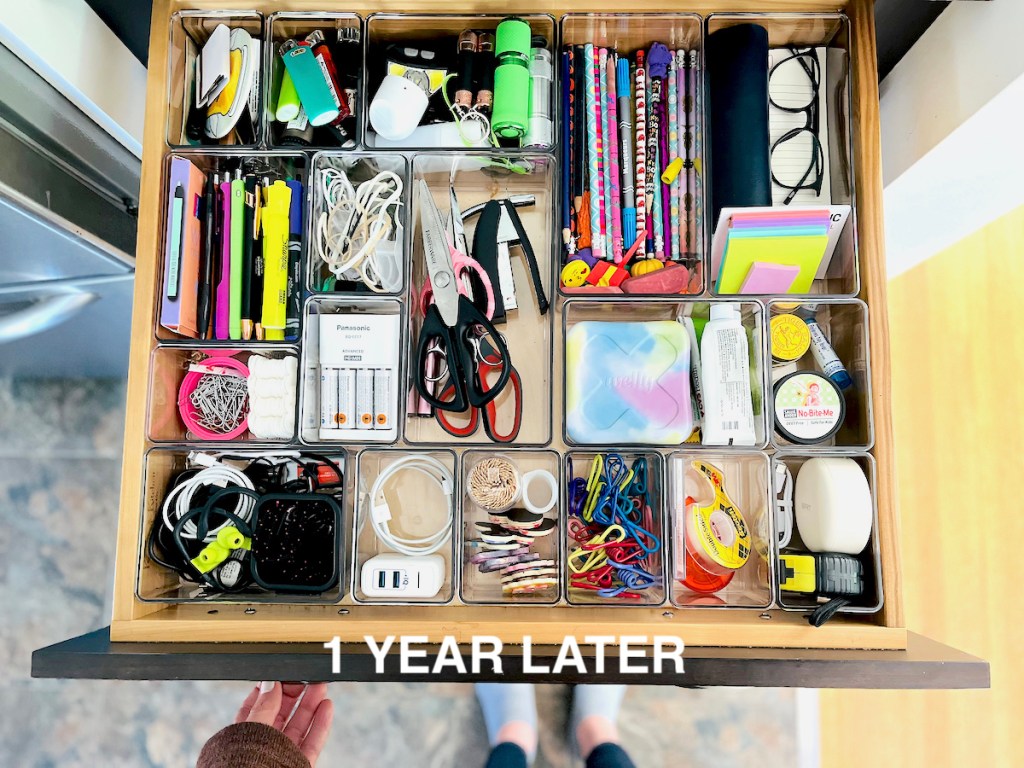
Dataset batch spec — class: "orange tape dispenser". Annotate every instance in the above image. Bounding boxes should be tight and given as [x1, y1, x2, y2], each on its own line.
[678, 460, 751, 594]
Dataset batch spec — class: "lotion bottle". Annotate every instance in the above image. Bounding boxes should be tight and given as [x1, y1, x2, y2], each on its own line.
[700, 304, 756, 446]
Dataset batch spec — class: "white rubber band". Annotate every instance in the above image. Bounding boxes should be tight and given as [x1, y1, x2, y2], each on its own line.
[521, 469, 557, 515]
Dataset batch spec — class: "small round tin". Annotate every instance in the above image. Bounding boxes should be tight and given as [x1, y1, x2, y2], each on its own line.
[773, 371, 845, 445]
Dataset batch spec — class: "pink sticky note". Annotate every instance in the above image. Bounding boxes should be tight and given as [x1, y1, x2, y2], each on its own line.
[739, 261, 800, 294]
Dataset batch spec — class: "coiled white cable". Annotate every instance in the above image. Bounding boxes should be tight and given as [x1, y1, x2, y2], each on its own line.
[366, 455, 454, 556]
[316, 167, 403, 292]
[162, 453, 255, 541]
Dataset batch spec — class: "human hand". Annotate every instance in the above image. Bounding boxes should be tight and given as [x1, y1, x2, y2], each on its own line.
[236, 682, 334, 767]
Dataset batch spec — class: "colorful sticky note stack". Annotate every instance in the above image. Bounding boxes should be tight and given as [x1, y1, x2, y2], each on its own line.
[715, 208, 831, 294]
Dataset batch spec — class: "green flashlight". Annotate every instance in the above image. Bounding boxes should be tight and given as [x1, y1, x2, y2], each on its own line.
[492, 18, 533, 140]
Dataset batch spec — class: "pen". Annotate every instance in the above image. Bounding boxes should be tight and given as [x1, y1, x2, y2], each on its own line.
[616, 57, 636, 257]
[229, 169, 245, 340]
[197, 172, 218, 339]
[240, 175, 256, 340]
[167, 184, 185, 298]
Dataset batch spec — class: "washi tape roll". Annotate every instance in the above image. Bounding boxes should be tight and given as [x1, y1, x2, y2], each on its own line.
[682, 461, 751, 578]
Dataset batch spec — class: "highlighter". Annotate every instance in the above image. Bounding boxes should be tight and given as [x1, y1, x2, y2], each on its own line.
[260, 180, 291, 341]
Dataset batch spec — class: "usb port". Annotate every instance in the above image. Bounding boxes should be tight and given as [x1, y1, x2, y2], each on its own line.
[377, 570, 386, 589]
[392, 570, 401, 589]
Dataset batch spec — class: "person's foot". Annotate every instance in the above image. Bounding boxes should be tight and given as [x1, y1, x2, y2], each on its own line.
[475, 683, 539, 762]
[570, 685, 627, 759]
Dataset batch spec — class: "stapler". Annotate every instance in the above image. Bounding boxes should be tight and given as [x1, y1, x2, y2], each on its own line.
[469, 197, 549, 323]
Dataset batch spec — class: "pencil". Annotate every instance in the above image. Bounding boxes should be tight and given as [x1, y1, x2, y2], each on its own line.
[606, 51, 622, 262]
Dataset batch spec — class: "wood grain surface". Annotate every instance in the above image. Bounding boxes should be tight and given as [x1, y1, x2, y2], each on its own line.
[821, 204, 1024, 763]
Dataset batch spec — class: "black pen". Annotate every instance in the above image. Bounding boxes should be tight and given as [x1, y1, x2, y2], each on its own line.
[251, 177, 265, 340]
[197, 172, 218, 339]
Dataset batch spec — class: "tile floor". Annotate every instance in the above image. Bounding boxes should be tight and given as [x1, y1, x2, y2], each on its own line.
[0, 377, 799, 768]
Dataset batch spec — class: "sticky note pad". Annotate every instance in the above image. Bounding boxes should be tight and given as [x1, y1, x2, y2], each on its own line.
[717, 233, 829, 294]
[738, 262, 800, 293]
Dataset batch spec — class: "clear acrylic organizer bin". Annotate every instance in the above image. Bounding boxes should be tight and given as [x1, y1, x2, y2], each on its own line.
[460, 449, 562, 605]
[772, 452, 883, 615]
[136, 447, 348, 604]
[706, 13, 858, 298]
[403, 153, 555, 446]
[352, 448, 458, 605]
[362, 13, 558, 151]
[563, 450, 667, 607]
[667, 451, 774, 609]
[299, 296, 403, 445]
[559, 13, 706, 298]
[155, 151, 308, 344]
[265, 12, 363, 150]
[306, 151, 410, 297]
[167, 11, 266, 148]
[146, 344, 299, 445]
[561, 298, 769, 449]
[767, 299, 873, 451]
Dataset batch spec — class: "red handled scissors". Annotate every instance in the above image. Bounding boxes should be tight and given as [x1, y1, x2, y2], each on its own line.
[434, 335, 522, 442]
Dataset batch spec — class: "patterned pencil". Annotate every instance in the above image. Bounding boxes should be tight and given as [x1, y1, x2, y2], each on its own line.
[583, 44, 603, 259]
[606, 52, 623, 262]
[634, 50, 647, 258]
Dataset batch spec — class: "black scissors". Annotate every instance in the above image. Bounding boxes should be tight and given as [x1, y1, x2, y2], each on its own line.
[413, 180, 512, 413]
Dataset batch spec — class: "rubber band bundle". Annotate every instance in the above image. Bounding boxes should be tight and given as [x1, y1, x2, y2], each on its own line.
[315, 165, 404, 293]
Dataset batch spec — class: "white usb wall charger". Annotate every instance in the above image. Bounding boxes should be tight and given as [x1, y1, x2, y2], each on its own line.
[360, 554, 446, 599]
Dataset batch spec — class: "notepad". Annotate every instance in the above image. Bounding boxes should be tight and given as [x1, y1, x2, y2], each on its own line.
[739, 262, 800, 293]
[710, 204, 851, 289]
[718, 232, 829, 294]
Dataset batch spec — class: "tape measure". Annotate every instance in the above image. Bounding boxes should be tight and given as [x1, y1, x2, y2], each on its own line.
[682, 461, 751, 580]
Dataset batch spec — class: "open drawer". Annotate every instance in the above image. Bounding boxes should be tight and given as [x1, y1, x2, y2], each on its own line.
[32, 0, 989, 688]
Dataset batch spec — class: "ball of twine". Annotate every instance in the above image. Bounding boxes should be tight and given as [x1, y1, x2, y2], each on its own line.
[468, 457, 520, 511]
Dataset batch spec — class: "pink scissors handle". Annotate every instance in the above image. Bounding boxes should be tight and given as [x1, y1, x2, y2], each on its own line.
[419, 248, 495, 319]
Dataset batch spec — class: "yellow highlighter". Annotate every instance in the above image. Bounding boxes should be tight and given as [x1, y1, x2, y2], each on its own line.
[260, 180, 291, 341]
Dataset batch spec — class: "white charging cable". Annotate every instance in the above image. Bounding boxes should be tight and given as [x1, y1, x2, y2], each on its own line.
[316, 167, 404, 292]
[162, 452, 255, 541]
[774, 461, 794, 549]
[366, 455, 454, 556]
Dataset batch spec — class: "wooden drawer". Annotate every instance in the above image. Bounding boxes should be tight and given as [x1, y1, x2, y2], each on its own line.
[32, 0, 990, 687]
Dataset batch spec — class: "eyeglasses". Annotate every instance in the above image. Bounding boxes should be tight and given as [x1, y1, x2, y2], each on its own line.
[768, 48, 825, 205]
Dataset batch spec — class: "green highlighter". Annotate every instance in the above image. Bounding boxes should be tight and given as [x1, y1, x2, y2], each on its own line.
[229, 170, 245, 340]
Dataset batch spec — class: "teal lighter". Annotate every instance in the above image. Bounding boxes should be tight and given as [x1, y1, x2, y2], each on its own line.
[280, 40, 338, 127]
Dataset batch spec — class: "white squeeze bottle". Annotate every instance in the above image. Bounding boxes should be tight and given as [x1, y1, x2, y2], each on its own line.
[700, 304, 756, 446]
